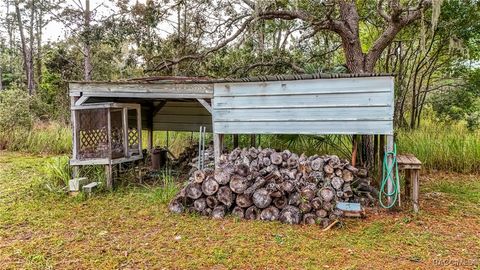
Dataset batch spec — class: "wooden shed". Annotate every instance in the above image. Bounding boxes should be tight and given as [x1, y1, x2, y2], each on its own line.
[69, 73, 395, 188]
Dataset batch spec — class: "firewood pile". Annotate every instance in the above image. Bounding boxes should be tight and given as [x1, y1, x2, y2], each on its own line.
[171, 142, 215, 174]
[169, 147, 377, 227]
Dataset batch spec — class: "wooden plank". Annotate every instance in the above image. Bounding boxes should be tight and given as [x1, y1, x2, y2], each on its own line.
[397, 154, 422, 166]
[157, 106, 211, 116]
[152, 123, 212, 132]
[74, 95, 89, 106]
[70, 158, 110, 165]
[160, 101, 209, 107]
[214, 77, 393, 96]
[214, 107, 393, 121]
[82, 92, 213, 99]
[213, 92, 392, 109]
[213, 121, 393, 135]
[153, 114, 213, 124]
[212, 76, 394, 136]
[70, 82, 214, 95]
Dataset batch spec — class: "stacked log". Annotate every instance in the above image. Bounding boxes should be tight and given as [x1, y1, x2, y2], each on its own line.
[171, 142, 215, 174]
[169, 147, 376, 227]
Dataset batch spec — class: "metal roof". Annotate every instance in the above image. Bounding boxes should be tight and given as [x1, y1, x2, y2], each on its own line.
[69, 73, 394, 85]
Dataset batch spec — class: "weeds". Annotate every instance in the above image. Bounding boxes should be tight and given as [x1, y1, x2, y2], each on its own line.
[0, 121, 71, 154]
[1, 117, 479, 173]
[397, 119, 480, 173]
[149, 168, 179, 203]
[42, 156, 71, 191]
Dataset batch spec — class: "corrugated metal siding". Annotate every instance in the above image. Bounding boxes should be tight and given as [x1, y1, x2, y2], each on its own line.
[152, 101, 212, 132]
[212, 77, 394, 135]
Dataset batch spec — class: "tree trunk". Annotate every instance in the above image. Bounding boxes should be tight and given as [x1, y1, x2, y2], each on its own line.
[28, 0, 35, 93]
[15, 0, 34, 94]
[83, 0, 92, 80]
[35, 2, 43, 87]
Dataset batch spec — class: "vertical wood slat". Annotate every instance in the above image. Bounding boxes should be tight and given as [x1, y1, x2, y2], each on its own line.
[122, 107, 129, 157]
[147, 105, 154, 151]
[70, 96, 79, 160]
[106, 109, 113, 189]
[137, 107, 143, 156]
[412, 170, 420, 213]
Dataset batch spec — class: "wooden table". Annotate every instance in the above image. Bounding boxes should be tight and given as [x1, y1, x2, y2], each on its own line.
[396, 154, 421, 213]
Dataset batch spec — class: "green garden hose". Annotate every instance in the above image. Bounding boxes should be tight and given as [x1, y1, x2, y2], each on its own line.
[379, 143, 400, 208]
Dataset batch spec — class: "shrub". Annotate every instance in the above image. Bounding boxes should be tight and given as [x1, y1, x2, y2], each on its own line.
[0, 85, 33, 130]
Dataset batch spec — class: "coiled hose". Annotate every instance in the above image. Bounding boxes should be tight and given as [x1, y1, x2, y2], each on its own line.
[379, 143, 400, 208]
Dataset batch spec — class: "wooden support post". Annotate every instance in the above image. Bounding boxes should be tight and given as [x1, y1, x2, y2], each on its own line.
[386, 135, 395, 208]
[70, 96, 80, 179]
[106, 109, 113, 189]
[373, 134, 379, 176]
[412, 170, 419, 213]
[405, 170, 412, 200]
[378, 135, 385, 186]
[72, 166, 80, 178]
[213, 133, 224, 167]
[122, 107, 129, 157]
[233, 134, 239, 149]
[147, 129, 153, 152]
[250, 134, 256, 147]
[147, 101, 166, 152]
[351, 135, 358, 167]
[105, 164, 113, 190]
[137, 106, 142, 155]
[147, 105, 153, 152]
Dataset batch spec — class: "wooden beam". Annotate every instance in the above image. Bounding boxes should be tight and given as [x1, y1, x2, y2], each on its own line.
[196, 98, 212, 114]
[74, 95, 89, 106]
[386, 134, 395, 208]
[151, 100, 167, 116]
[69, 82, 214, 99]
[213, 133, 224, 168]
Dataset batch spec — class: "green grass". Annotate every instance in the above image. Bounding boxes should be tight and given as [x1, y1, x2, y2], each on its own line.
[397, 119, 480, 173]
[0, 122, 71, 154]
[0, 152, 479, 269]
[1, 118, 479, 173]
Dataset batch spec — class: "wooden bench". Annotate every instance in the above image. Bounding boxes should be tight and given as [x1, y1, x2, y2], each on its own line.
[396, 154, 421, 213]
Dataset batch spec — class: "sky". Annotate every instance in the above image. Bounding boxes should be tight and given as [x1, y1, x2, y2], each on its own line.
[43, 0, 129, 43]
